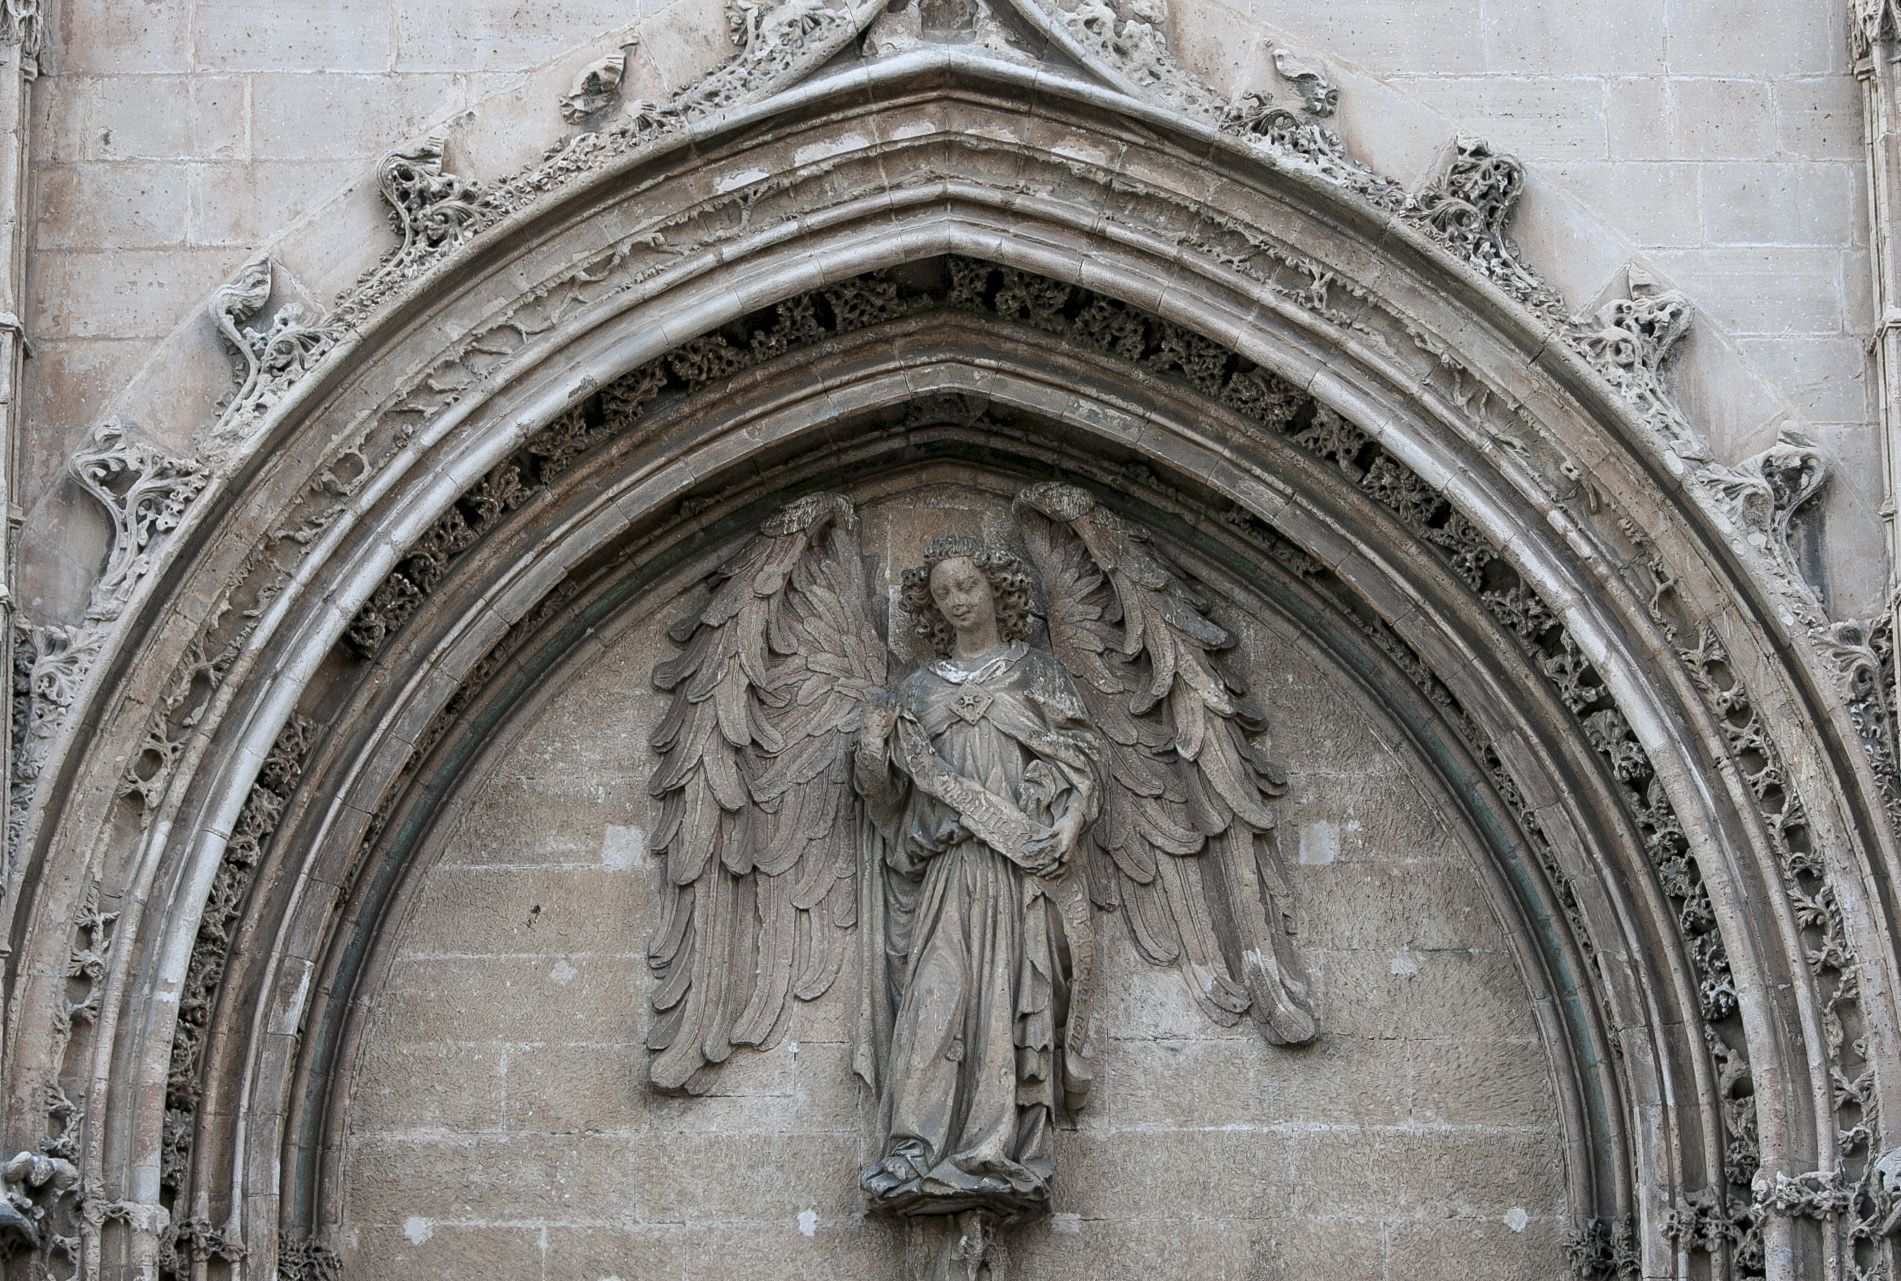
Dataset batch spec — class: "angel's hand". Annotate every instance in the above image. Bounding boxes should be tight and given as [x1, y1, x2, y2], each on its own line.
[859, 695, 899, 750]
[1020, 810, 1086, 877]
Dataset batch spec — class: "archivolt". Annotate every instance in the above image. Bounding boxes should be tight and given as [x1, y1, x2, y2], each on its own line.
[2, 53, 1894, 1281]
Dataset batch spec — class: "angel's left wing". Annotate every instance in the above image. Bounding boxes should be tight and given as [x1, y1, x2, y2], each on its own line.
[645, 494, 887, 1091]
[1015, 483, 1316, 1045]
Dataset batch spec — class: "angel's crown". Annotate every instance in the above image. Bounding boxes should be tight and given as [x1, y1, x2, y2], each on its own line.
[921, 534, 986, 564]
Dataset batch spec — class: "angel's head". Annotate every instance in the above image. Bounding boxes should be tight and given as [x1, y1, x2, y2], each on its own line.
[901, 535, 1036, 657]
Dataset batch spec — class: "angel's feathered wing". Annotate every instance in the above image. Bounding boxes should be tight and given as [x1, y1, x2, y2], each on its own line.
[646, 494, 887, 1091]
[1015, 483, 1317, 1045]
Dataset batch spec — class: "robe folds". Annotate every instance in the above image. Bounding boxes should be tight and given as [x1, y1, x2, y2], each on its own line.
[853, 641, 1104, 1220]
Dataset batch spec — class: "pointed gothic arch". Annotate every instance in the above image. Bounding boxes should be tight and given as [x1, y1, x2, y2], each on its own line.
[2, 43, 1895, 1281]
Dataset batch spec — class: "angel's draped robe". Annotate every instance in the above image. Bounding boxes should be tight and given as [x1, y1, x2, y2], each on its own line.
[853, 640, 1104, 1218]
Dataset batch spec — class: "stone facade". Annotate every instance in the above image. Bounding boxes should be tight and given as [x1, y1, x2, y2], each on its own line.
[1, 4, 1899, 1281]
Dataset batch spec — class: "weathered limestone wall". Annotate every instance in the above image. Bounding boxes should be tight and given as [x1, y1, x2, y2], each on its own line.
[24, 0, 1881, 613]
[339, 490, 1567, 1279]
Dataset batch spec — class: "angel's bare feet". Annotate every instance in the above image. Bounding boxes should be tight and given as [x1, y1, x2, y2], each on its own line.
[861, 1153, 919, 1197]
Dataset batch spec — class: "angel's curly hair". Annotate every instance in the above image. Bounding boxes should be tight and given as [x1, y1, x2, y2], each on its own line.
[901, 535, 1036, 657]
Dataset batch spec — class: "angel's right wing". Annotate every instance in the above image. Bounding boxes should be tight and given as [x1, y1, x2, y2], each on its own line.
[1016, 483, 1316, 1046]
[646, 494, 887, 1092]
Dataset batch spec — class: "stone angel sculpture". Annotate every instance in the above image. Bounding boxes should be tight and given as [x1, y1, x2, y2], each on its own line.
[645, 483, 1315, 1223]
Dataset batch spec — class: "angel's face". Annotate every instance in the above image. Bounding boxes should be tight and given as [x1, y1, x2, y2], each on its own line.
[928, 556, 996, 635]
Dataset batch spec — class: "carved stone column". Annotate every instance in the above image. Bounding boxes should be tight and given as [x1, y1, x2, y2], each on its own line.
[0, 3, 36, 890]
[0, 0, 38, 1257]
[1857, 0, 1901, 707]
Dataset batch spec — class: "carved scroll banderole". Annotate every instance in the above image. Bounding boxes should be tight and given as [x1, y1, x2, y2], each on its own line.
[893, 716, 1096, 1103]
[895, 716, 1043, 858]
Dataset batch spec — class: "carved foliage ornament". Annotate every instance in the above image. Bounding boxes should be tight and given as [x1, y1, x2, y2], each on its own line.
[1704, 425, 1829, 570]
[159, 716, 316, 1220]
[9, 423, 207, 874]
[118, 0, 1704, 514]
[205, 255, 345, 453]
[1574, 268, 1695, 456]
[1856, 0, 1901, 55]
[349, 136, 503, 312]
[0, 0, 39, 70]
[69, 420, 207, 625]
[8, 0, 1870, 1255]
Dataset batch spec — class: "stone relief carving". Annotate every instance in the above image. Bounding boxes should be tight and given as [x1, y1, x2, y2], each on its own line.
[1704, 425, 1830, 569]
[1, 886, 111, 1281]
[1856, 0, 1901, 54]
[1853, 1147, 1901, 1246]
[1413, 136, 1565, 320]
[1665, 1187, 1763, 1269]
[1564, 1214, 1640, 1281]
[497, 0, 883, 209]
[306, 257, 1736, 1271]
[9, 422, 206, 872]
[646, 482, 1314, 1250]
[1756, 1167, 1859, 1219]
[340, 443, 552, 657]
[62, 231, 1839, 1273]
[349, 137, 502, 313]
[1270, 49, 1336, 117]
[11, 5, 1882, 1266]
[326, 256, 1738, 1261]
[1681, 618, 1876, 1274]
[274, 1237, 343, 1281]
[1574, 267, 1697, 457]
[863, 0, 1026, 57]
[0, 0, 40, 71]
[1822, 616, 1901, 831]
[82, 0, 1717, 530]
[1060, 0, 1221, 115]
[560, 43, 633, 123]
[160, 715, 316, 1207]
[7, 622, 96, 881]
[68, 420, 208, 624]
[204, 255, 344, 456]
[0, 1150, 79, 1272]
[344, 252, 1730, 1063]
